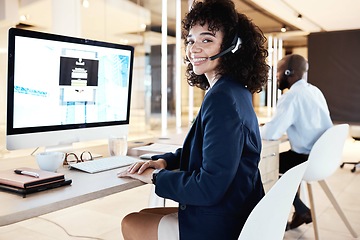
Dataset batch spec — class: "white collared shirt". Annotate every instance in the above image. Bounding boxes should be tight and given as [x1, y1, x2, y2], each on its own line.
[260, 79, 333, 154]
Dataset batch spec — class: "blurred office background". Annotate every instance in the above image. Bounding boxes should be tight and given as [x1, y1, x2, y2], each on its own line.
[0, 0, 360, 146]
[1, 2, 360, 239]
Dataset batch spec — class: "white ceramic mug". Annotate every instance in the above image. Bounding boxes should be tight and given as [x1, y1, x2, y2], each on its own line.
[36, 151, 65, 172]
[108, 135, 128, 156]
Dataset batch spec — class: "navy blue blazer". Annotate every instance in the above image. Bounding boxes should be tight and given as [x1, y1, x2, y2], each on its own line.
[152, 75, 264, 240]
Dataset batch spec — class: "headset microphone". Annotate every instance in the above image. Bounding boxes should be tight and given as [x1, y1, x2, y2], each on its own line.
[209, 34, 242, 61]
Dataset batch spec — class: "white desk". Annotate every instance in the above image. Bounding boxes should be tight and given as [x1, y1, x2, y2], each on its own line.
[0, 133, 279, 227]
[259, 140, 280, 192]
[0, 149, 143, 226]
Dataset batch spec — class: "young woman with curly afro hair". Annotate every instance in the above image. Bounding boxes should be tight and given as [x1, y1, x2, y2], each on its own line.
[119, 1, 269, 239]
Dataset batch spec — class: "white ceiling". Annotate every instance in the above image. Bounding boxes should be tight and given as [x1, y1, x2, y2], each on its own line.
[141, 0, 360, 33]
[140, 0, 360, 48]
[252, 0, 360, 33]
[1, 0, 360, 48]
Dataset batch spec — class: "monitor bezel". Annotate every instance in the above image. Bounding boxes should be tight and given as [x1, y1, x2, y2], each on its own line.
[6, 28, 134, 150]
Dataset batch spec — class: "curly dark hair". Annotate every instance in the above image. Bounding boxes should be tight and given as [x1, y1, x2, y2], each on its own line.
[182, 0, 269, 93]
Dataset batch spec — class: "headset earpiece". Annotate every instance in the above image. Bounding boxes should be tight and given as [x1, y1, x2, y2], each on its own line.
[208, 33, 242, 60]
[231, 37, 242, 53]
[284, 69, 292, 76]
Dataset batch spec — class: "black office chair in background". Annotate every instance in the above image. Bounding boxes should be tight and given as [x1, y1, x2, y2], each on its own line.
[340, 125, 360, 173]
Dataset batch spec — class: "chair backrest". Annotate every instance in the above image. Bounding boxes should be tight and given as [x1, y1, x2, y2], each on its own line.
[303, 124, 349, 182]
[238, 161, 309, 240]
[349, 125, 360, 141]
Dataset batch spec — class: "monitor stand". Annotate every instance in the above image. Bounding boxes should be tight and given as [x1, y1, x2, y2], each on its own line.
[32, 139, 103, 159]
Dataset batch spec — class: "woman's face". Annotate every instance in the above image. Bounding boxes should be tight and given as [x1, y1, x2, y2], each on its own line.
[186, 23, 223, 80]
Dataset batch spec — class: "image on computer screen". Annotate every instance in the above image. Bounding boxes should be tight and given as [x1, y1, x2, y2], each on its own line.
[13, 36, 131, 127]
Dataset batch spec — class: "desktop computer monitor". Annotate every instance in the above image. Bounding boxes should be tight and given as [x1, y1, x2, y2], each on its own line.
[6, 28, 134, 151]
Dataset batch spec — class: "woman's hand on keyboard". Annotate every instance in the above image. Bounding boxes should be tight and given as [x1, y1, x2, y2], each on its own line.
[117, 159, 166, 184]
[127, 159, 166, 174]
[117, 167, 154, 184]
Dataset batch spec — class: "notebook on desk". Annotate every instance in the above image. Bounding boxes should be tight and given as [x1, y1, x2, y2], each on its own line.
[0, 167, 72, 197]
[132, 143, 181, 153]
[0, 179, 72, 198]
[131, 143, 182, 159]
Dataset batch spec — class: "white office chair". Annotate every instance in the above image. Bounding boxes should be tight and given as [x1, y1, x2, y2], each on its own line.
[303, 124, 358, 240]
[148, 185, 166, 207]
[238, 161, 309, 240]
[340, 125, 360, 172]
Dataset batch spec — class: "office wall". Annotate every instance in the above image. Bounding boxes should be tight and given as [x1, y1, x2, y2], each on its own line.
[308, 29, 360, 125]
[292, 47, 307, 59]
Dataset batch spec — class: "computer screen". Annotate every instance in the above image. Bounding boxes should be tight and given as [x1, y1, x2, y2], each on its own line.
[6, 28, 134, 151]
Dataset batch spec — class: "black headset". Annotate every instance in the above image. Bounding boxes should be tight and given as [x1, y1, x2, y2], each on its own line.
[284, 55, 294, 76]
[209, 33, 242, 61]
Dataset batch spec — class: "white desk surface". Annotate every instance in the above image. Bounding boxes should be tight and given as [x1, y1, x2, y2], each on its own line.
[0, 132, 188, 227]
[0, 131, 279, 227]
[0, 148, 143, 226]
